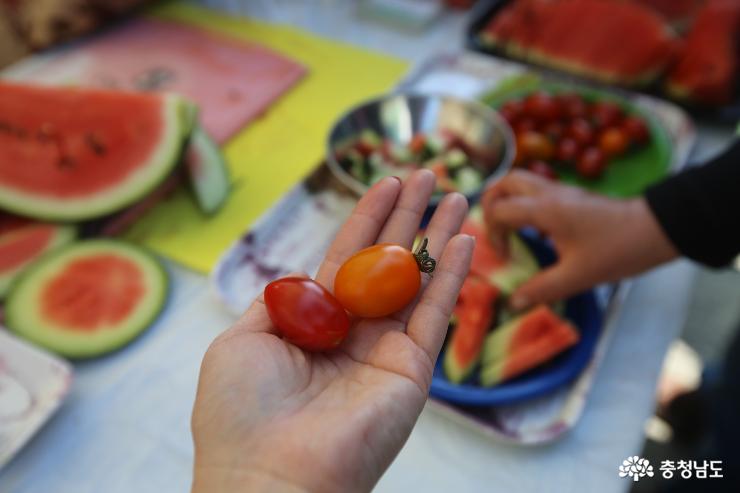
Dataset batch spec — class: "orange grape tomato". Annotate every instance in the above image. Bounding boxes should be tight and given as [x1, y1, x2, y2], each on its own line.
[334, 241, 434, 318]
[598, 127, 629, 157]
[517, 131, 555, 161]
[264, 277, 350, 351]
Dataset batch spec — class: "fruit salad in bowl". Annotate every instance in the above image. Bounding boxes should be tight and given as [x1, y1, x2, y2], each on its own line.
[327, 93, 515, 205]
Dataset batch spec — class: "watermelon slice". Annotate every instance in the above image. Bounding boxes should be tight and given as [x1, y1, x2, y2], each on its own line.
[0, 82, 187, 221]
[0, 214, 76, 298]
[5, 240, 168, 358]
[665, 0, 740, 106]
[481, 0, 678, 87]
[443, 277, 499, 383]
[480, 305, 580, 387]
[461, 207, 540, 295]
[184, 124, 230, 215]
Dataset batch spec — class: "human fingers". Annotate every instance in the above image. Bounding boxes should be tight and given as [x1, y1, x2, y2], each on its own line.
[392, 192, 469, 324]
[406, 234, 475, 362]
[316, 177, 402, 290]
[340, 192, 468, 361]
[375, 169, 437, 248]
[509, 261, 587, 310]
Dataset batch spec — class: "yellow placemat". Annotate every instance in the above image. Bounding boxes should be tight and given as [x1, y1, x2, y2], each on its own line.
[123, 2, 408, 273]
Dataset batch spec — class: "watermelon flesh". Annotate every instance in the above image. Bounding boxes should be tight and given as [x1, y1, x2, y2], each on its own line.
[5, 239, 168, 358]
[443, 277, 499, 384]
[0, 213, 75, 298]
[0, 82, 186, 221]
[461, 207, 540, 295]
[481, 0, 678, 86]
[480, 305, 580, 387]
[665, 0, 740, 105]
[633, 0, 704, 30]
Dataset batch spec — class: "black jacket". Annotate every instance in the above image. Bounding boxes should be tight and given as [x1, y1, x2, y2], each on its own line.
[646, 139, 740, 268]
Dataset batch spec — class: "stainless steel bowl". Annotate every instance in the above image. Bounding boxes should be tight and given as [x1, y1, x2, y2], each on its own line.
[326, 93, 515, 204]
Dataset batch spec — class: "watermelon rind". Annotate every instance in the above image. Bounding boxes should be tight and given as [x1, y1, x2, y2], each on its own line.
[479, 306, 579, 387]
[5, 239, 168, 358]
[180, 100, 199, 137]
[0, 93, 187, 221]
[489, 234, 540, 295]
[0, 224, 76, 299]
[185, 124, 231, 215]
[444, 340, 480, 384]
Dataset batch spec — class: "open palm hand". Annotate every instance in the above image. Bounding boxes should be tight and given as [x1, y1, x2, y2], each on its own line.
[192, 171, 474, 493]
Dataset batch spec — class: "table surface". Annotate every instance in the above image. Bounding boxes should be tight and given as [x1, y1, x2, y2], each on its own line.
[1, 1, 736, 492]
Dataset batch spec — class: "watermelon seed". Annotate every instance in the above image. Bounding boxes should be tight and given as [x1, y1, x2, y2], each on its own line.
[134, 67, 175, 91]
[85, 133, 107, 156]
[58, 155, 76, 169]
[0, 121, 28, 139]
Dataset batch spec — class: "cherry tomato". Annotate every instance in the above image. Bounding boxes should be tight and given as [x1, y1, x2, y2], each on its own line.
[517, 131, 555, 161]
[576, 147, 607, 179]
[264, 278, 350, 351]
[527, 160, 558, 180]
[558, 93, 588, 119]
[567, 118, 596, 147]
[408, 133, 427, 154]
[556, 92, 582, 104]
[514, 117, 537, 134]
[543, 121, 565, 141]
[590, 101, 623, 130]
[524, 92, 561, 122]
[555, 138, 580, 165]
[335, 243, 427, 318]
[499, 100, 524, 124]
[598, 127, 629, 157]
[622, 116, 650, 146]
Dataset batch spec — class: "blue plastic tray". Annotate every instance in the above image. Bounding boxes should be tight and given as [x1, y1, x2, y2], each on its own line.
[429, 231, 603, 407]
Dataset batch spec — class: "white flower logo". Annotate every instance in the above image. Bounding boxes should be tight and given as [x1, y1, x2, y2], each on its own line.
[619, 456, 654, 482]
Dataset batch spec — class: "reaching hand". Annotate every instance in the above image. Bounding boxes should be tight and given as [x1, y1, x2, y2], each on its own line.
[482, 170, 679, 310]
[191, 170, 474, 493]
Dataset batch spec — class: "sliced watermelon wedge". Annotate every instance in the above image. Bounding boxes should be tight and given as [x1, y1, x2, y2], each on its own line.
[185, 124, 230, 215]
[665, 0, 740, 105]
[461, 207, 540, 295]
[0, 214, 76, 298]
[0, 82, 187, 221]
[6, 240, 168, 358]
[481, 0, 677, 86]
[480, 305, 580, 387]
[443, 277, 499, 384]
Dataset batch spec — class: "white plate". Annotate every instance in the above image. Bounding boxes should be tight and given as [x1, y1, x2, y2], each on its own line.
[0, 328, 73, 469]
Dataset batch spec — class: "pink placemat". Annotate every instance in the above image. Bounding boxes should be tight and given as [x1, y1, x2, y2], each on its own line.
[6, 18, 307, 143]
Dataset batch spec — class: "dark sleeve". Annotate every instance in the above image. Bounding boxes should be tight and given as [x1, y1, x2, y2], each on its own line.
[645, 138, 740, 268]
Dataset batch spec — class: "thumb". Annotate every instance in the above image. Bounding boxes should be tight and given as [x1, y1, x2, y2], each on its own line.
[509, 262, 583, 310]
